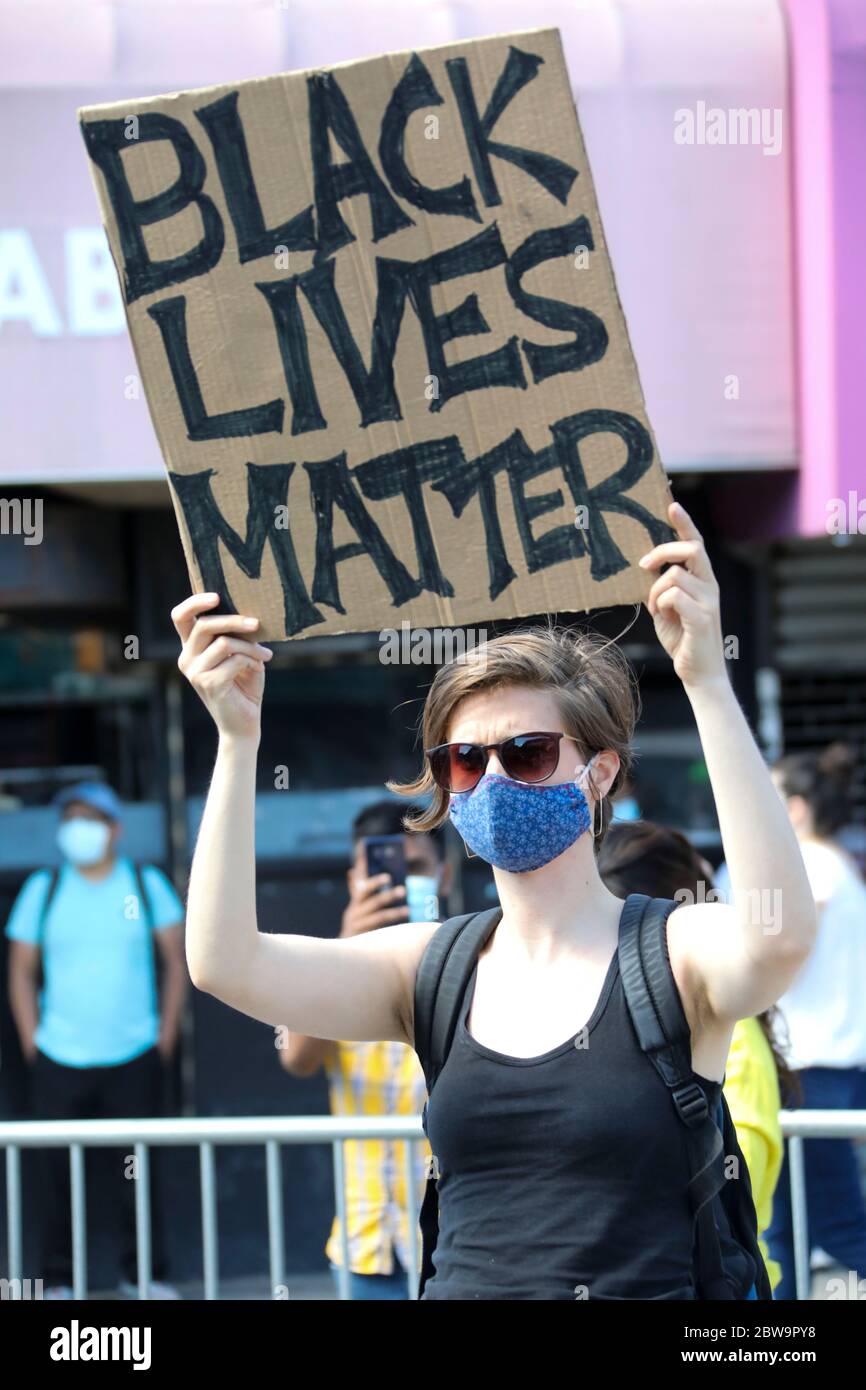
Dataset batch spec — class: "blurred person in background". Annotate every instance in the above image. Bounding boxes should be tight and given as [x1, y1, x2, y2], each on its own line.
[764, 743, 866, 1298]
[598, 819, 794, 1294]
[610, 772, 641, 824]
[4, 782, 187, 1300]
[278, 800, 452, 1300]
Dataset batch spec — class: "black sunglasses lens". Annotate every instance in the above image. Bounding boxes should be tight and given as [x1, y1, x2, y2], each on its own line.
[501, 734, 560, 783]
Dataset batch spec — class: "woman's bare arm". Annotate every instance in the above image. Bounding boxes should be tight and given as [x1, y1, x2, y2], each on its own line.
[189, 735, 432, 1038]
[640, 504, 816, 1023]
[174, 593, 436, 1045]
[279, 1033, 334, 1077]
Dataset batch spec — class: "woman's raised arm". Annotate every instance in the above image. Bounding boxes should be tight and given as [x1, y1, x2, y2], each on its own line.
[639, 503, 817, 1022]
[173, 594, 434, 1044]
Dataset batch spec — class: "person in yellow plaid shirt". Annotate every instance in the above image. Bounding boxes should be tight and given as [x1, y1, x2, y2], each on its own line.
[280, 802, 451, 1299]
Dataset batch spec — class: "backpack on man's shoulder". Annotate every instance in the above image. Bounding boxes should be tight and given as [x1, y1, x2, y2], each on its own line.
[412, 892, 773, 1301]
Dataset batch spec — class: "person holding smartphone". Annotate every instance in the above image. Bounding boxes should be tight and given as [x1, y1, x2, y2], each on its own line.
[173, 502, 816, 1300]
[278, 802, 451, 1300]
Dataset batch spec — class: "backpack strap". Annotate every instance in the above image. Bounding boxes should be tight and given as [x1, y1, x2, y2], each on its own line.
[618, 892, 734, 1300]
[413, 907, 503, 1093]
[36, 867, 62, 950]
[131, 862, 155, 932]
[130, 862, 162, 1015]
[413, 906, 503, 1298]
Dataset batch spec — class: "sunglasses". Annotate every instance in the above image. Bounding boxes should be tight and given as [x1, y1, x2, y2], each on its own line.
[425, 731, 585, 794]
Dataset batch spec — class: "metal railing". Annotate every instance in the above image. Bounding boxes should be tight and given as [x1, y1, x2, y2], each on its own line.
[0, 1115, 426, 1302]
[1, 1110, 864, 1301]
[780, 1110, 866, 1300]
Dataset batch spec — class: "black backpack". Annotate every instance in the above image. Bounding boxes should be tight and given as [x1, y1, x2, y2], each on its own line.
[412, 892, 773, 1301]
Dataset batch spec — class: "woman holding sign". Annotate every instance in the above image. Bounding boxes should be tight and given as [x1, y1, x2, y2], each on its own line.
[173, 501, 815, 1300]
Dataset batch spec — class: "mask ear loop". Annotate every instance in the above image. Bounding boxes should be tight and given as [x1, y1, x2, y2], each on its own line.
[590, 793, 602, 844]
[575, 754, 601, 843]
[448, 789, 478, 859]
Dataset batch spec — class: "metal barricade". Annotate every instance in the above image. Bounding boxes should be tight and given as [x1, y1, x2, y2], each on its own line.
[0, 1114, 425, 1301]
[2, 1109, 865, 1300]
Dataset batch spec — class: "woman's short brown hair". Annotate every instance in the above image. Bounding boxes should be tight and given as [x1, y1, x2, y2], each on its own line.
[388, 624, 639, 842]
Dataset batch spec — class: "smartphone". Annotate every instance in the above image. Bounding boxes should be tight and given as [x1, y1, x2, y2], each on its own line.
[364, 835, 407, 889]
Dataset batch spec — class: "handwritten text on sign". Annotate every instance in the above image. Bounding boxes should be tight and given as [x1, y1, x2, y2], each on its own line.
[80, 30, 672, 639]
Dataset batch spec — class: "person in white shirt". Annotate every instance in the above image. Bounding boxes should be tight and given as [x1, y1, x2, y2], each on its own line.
[764, 742, 866, 1298]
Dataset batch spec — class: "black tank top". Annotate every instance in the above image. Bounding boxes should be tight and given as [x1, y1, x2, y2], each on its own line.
[421, 939, 722, 1300]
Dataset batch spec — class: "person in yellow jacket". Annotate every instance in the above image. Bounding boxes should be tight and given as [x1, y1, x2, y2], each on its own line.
[598, 818, 799, 1293]
[278, 801, 451, 1298]
[724, 1017, 784, 1290]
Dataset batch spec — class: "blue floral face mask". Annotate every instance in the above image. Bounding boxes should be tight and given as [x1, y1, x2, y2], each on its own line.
[448, 758, 597, 873]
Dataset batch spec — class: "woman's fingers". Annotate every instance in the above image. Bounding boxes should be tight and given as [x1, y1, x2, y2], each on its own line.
[189, 635, 272, 676]
[196, 652, 266, 686]
[646, 563, 705, 618]
[638, 503, 716, 585]
[170, 595, 268, 739]
[182, 613, 261, 662]
[639, 539, 704, 574]
[170, 593, 221, 644]
[655, 585, 706, 628]
[668, 499, 703, 543]
[642, 503, 727, 685]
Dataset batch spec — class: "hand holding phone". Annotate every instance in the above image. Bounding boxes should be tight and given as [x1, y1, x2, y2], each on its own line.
[339, 836, 408, 938]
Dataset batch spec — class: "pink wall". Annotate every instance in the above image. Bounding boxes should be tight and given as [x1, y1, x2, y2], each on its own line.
[782, 0, 866, 535]
[829, 2, 866, 517]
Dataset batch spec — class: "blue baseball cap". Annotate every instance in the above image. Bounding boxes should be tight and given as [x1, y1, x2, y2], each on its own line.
[54, 781, 122, 822]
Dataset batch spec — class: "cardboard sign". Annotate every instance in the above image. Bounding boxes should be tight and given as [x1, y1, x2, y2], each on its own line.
[79, 28, 673, 641]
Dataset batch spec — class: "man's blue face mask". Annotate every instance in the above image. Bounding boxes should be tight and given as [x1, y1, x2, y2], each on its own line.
[448, 756, 598, 873]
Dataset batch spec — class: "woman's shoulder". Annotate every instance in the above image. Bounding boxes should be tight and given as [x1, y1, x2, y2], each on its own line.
[371, 919, 443, 1046]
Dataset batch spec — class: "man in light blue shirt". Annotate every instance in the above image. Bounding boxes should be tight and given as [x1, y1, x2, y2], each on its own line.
[5, 782, 187, 1299]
